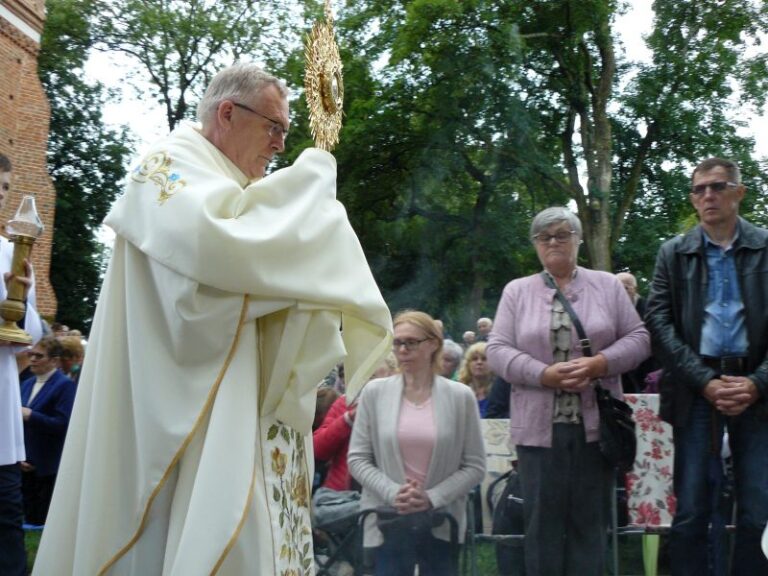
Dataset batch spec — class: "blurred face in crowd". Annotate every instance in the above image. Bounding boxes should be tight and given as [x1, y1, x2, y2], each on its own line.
[440, 351, 460, 378]
[468, 351, 489, 380]
[477, 318, 492, 336]
[59, 353, 81, 375]
[28, 345, 58, 376]
[690, 165, 744, 232]
[616, 272, 637, 301]
[462, 331, 476, 346]
[0, 169, 10, 211]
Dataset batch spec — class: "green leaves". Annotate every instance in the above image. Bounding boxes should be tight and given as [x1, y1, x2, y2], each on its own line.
[40, 0, 133, 333]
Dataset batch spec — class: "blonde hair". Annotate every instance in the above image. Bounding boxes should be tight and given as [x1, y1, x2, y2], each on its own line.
[393, 310, 444, 373]
[458, 342, 493, 396]
[58, 335, 84, 360]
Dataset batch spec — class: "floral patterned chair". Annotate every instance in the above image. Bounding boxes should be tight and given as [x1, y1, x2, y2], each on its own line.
[622, 393, 676, 576]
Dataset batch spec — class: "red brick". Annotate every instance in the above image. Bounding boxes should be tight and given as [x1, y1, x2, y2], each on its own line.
[1, 0, 57, 322]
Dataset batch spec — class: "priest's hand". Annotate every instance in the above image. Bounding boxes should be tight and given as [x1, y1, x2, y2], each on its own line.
[21, 406, 32, 421]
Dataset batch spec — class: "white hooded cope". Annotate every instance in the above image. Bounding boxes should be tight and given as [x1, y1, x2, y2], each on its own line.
[34, 123, 393, 575]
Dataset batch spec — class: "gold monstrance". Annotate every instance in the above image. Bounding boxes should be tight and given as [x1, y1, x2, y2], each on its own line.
[305, 0, 344, 151]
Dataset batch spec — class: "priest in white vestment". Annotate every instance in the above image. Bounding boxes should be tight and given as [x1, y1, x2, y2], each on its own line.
[34, 64, 393, 576]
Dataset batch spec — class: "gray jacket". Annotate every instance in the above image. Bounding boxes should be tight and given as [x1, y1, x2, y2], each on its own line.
[646, 217, 768, 426]
[347, 374, 486, 546]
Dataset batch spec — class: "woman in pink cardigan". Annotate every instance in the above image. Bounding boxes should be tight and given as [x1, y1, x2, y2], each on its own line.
[486, 207, 650, 576]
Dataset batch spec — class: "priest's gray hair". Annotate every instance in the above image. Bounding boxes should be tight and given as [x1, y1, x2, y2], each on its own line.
[197, 63, 289, 124]
[530, 206, 583, 239]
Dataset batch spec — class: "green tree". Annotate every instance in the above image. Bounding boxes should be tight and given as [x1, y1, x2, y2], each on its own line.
[280, 0, 569, 327]
[302, 0, 768, 321]
[39, 0, 133, 332]
[611, 0, 768, 282]
[91, 0, 296, 131]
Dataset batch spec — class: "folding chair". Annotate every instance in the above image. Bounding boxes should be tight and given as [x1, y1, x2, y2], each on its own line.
[357, 507, 459, 575]
[314, 508, 362, 576]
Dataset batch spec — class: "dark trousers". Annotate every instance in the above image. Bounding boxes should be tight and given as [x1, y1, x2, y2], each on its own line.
[22, 471, 56, 526]
[671, 396, 768, 576]
[517, 424, 611, 576]
[0, 463, 27, 576]
[374, 532, 458, 576]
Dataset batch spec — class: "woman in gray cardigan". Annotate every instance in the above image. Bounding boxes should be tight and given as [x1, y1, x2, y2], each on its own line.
[348, 310, 486, 576]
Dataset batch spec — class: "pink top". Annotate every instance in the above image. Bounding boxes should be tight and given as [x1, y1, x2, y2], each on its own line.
[397, 397, 436, 485]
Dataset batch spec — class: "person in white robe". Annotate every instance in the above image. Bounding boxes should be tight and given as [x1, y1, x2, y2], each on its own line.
[0, 152, 45, 576]
[33, 64, 393, 576]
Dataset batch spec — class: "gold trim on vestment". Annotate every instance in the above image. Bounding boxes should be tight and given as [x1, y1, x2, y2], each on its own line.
[211, 458, 258, 575]
[211, 311, 259, 575]
[257, 319, 280, 575]
[97, 295, 251, 575]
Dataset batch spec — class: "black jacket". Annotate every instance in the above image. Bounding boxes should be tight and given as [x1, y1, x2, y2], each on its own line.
[646, 217, 768, 426]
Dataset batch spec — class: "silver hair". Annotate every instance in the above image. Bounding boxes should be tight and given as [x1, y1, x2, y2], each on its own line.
[530, 206, 583, 239]
[197, 63, 289, 124]
[442, 339, 464, 362]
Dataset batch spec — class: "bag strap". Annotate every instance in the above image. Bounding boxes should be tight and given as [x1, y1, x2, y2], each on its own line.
[540, 272, 593, 357]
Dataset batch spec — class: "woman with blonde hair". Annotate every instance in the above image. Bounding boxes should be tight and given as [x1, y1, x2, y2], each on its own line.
[348, 310, 485, 576]
[458, 342, 493, 417]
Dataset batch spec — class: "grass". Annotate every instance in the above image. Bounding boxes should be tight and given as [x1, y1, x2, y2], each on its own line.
[25, 529, 671, 575]
[25, 529, 42, 574]
[466, 535, 671, 576]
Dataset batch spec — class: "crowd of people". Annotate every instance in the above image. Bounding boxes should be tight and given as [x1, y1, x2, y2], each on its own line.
[1, 62, 767, 576]
[310, 159, 768, 576]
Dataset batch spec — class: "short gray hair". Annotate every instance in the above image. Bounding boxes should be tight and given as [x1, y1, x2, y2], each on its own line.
[692, 157, 741, 185]
[442, 339, 463, 362]
[530, 207, 582, 240]
[197, 63, 289, 124]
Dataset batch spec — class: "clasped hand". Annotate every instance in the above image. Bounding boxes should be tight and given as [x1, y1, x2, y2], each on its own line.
[704, 376, 759, 416]
[394, 478, 432, 514]
[541, 355, 608, 393]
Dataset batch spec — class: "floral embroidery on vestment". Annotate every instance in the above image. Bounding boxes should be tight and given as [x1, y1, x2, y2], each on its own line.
[131, 151, 186, 204]
[267, 422, 313, 576]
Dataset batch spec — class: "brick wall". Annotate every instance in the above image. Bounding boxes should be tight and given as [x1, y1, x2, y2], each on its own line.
[0, 0, 57, 321]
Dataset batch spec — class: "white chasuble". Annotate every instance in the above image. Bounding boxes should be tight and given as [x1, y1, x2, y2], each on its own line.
[33, 123, 393, 576]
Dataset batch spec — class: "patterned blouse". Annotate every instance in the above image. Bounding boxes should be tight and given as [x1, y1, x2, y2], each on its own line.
[551, 296, 582, 424]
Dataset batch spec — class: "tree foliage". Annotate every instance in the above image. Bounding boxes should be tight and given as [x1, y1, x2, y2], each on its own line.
[91, 0, 297, 130]
[291, 0, 768, 326]
[279, 0, 572, 327]
[39, 0, 133, 333]
[57, 0, 768, 334]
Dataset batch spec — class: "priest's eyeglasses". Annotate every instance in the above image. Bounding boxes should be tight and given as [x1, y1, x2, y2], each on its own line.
[232, 102, 289, 140]
[690, 181, 737, 196]
[392, 338, 431, 351]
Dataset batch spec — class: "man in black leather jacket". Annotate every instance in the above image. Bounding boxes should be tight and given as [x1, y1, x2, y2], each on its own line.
[646, 157, 768, 576]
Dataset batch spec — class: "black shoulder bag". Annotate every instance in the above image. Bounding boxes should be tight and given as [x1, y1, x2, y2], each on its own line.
[542, 273, 637, 472]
